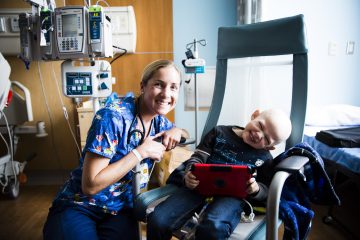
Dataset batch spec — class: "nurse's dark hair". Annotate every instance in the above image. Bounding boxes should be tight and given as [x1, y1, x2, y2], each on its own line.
[141, 59, 182, 86]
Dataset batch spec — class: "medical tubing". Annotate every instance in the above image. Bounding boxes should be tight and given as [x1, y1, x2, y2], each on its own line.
[37, 62, 65, 175]
[0, 110, 16, 187]
[83, 0, 89, 7]
[51, 63, 82, 157]
[96, 0, 110, 7]
[0, 130, 10, 187]
[41, 16, 54, 32]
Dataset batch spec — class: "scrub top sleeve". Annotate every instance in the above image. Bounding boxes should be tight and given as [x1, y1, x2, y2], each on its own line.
[84, 109, 123, 159]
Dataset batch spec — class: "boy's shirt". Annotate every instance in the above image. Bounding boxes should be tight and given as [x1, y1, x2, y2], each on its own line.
[169, 125, 276, 201]
[198, 125, 273, 167]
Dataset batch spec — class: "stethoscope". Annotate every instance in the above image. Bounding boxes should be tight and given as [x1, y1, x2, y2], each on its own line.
[127, 114, 154, 146]
[127, 98, 158, 191]
[126, 98, 156, 146]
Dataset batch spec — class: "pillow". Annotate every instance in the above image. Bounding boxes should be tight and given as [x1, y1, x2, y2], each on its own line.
[305, 104, 360, 126]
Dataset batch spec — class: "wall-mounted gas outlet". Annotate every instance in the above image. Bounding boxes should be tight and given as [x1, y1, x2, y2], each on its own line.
[346, 41, 355, 55]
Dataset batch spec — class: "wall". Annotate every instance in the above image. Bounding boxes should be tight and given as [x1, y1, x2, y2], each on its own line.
[173, 0, 360, 144]
[263, 0, 360, 107]
[0, 0, 174, 173]
[173, 0, 237, 145]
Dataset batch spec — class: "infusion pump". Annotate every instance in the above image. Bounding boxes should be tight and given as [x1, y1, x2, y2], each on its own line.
[19, 5, 113, 62]
[55, 7, 88, 58]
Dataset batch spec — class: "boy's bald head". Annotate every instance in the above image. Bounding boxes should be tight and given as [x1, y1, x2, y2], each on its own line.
[257, 109, 292, 145]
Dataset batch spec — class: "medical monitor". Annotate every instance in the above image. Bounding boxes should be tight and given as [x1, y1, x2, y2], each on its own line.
[55, 6, 88, 59]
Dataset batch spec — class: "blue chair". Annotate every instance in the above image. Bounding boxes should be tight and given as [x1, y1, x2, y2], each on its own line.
[135, 14, 309, 240]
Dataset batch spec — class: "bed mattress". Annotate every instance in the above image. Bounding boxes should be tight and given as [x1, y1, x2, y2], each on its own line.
[303, 126, 360, 175]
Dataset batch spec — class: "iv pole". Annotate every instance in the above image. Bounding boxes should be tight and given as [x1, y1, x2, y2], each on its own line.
[193, 40, 199, 145]
[184, 39, 206, 145]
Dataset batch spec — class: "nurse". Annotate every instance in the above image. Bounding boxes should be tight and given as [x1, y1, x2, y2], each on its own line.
[43, 59, 187, 240]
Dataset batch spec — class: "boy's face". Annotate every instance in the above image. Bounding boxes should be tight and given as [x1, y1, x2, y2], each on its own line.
[242, 111, 278, 150]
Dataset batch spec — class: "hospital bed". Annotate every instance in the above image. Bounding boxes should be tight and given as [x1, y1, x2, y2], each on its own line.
[303, 104, 360, 239]
[134, 14, 313, 240]
[0, 52, 36, 198]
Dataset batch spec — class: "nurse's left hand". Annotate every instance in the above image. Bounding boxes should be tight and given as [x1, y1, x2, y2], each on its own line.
[159, 127, 183, 151]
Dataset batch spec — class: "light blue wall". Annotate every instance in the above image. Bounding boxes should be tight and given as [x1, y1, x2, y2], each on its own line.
[173, 0, 360, 142]
[173, 0, 237, 143]
[263, 0, 360, 107]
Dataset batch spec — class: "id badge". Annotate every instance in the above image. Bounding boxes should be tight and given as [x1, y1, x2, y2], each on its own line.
[139, 162, 149, 189]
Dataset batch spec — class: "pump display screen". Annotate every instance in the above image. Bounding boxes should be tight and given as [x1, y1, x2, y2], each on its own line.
[65, 72, 92, 96]
[62, 14, 78, 37]
[55, 7, 86, 54]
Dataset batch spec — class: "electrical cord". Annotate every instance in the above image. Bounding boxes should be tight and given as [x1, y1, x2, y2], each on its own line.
[0, 110, 16, 191]
[133, 51, 174, 54]
[110, 46, 127, 65]
[241, 198, 255, 223]
[0, 128, 10, 188]
[109, 48, 176, 66]
[110, 49, 175, 67]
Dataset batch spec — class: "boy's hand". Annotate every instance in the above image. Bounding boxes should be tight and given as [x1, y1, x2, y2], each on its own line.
[246, 177, 260, 195]
[184, 171, 199, 189]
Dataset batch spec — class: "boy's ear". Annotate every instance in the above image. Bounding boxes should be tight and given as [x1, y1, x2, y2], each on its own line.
[251, 109, 261, 120]
[265, 146, 275, 151]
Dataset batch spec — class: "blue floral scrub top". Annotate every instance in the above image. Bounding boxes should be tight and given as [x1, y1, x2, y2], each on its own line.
[53, 93, 174, 215]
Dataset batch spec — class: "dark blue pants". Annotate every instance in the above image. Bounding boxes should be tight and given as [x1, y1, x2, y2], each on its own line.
[147, 187, 244, 240]
[43, 201, 139, 240]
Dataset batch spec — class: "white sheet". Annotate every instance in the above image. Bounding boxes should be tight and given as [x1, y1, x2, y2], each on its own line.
[305, 104, 360, 127]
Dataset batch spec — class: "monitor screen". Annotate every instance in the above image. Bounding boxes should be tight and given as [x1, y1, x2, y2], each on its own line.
[62, 14, 78, 37]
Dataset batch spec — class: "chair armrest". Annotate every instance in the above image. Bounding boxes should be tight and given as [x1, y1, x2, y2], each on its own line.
[266, 155, 309, 240]
[134, 184, 179, 222]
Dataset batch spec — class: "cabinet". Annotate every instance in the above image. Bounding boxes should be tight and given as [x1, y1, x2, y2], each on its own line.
[77, 105, 94, 149]
[154, 146, 193, 186]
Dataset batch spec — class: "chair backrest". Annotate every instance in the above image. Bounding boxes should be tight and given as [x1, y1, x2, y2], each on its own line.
[202, 14, 308, 151]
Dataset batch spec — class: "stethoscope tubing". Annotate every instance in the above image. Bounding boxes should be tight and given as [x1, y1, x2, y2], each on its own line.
[127, 114, 146, 146]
